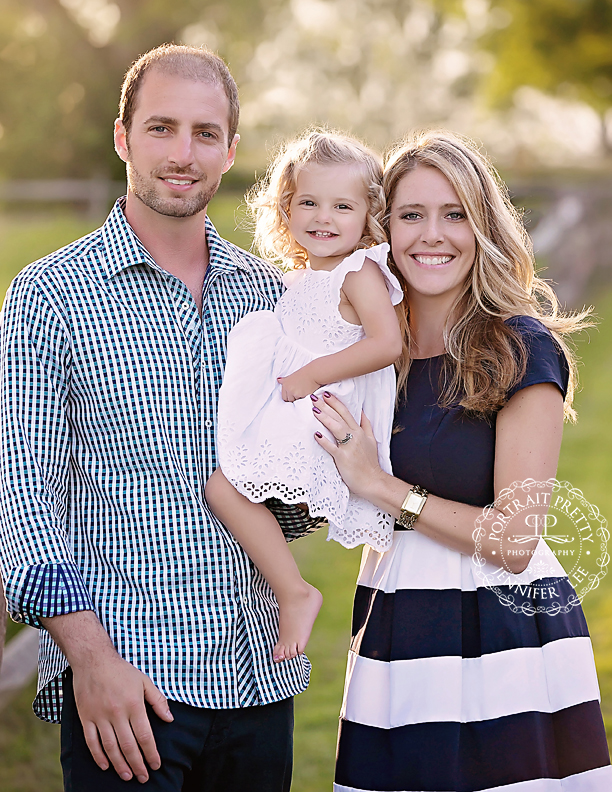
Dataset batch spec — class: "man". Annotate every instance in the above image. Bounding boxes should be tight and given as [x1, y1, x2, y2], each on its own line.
[0, 44, 316, 791]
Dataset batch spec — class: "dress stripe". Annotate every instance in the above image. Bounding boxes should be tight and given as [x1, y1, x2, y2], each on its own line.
[336, 702, 611, 791]
[334, 764, 612, 792]
[342, 637, 600, 729]
[351, 581, 589, 663]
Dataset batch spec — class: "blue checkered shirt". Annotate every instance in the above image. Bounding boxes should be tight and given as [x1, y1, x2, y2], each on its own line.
[0, 198, 317, 723]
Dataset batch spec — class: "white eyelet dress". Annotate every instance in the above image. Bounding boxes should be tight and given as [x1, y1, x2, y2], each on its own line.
[216, 243, 402, 552]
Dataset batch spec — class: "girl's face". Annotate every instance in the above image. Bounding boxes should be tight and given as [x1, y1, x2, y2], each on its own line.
[388, 165, 476, 304]
[288, 162, 369, 270]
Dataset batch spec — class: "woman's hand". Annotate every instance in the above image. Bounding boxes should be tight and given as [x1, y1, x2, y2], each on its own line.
[312, 392, 384, 499]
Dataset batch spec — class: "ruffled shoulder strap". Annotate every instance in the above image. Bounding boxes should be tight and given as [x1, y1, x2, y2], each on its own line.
[330, 243, 403, 305]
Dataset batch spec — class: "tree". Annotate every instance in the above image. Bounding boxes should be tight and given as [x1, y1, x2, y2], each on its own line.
[0, 0, 270, 180]
[480, 0, 612, 152]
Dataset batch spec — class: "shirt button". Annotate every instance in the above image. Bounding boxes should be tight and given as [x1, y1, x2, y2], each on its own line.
[182, 302, 190, 312]
[205, 419, 213, 428]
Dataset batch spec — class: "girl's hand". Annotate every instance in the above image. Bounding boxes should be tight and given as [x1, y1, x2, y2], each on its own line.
[278, 367, 322, 402]
[312, 392, 384, 499]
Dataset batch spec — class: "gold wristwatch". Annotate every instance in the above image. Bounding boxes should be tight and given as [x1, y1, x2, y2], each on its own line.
[397, 485, 428, 530]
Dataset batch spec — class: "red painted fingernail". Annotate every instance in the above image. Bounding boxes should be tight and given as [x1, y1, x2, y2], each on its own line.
[315, 432, 323, 438]
[310, 394, 318, 401]
[323, 391, 331, 398]
[312, 406, 321, 414]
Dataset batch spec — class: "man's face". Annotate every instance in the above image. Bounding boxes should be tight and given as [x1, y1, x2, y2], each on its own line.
[114, 69, 239, 218]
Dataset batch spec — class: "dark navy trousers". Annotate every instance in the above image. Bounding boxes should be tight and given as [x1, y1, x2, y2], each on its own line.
[60, 670, 294, 791]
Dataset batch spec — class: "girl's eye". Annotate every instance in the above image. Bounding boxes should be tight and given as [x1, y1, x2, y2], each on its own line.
[336, 204, 352, 210]
[300, 200, 316, 207]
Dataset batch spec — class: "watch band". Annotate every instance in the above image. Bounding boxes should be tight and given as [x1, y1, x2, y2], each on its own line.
[396, 485, 428, 530]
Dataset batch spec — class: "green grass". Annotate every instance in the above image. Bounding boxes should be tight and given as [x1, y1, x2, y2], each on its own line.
[291, 534, 362, 791]
[0, 682, 62, 792]
[1, 199, 612, 789]
[556, 293, 612, 740]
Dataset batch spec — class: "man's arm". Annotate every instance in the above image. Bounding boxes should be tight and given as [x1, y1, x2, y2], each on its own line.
[41, 611, 173, 784]
[0, 276, 171, 783]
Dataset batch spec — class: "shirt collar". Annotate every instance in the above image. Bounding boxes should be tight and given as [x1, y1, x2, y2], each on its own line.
[101, 196, 251, 279]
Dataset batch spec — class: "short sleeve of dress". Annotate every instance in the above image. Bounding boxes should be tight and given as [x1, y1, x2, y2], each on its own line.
[330, 243, 403, 306]
[505, 315, 570, 400]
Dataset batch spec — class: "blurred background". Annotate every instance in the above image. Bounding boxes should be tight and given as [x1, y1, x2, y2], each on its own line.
[0, 1, 611, 790]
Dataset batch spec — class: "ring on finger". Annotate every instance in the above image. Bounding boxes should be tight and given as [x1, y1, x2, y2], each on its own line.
[336, 432, 353, 446]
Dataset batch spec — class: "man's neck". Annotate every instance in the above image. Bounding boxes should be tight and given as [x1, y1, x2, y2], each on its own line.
[124, 191, 210, 312]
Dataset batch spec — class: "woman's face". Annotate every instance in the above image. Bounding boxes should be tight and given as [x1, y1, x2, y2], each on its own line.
[388, 165, 476, 304]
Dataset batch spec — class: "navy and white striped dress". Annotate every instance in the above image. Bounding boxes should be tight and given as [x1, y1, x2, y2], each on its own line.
[335, 316, 611, 791]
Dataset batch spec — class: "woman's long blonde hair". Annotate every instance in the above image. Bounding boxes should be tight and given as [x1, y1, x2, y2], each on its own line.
[249, 128, 386, 269]
[384, 130, 592, 420]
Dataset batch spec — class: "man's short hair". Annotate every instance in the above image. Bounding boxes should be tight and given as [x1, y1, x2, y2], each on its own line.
[119, 44, 239, 147]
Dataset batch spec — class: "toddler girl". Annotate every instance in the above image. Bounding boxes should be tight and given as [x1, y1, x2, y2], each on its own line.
[206, 130, 403, 662]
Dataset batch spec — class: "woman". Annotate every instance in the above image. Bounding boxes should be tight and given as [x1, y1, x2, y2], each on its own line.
[314, 131, 611, 792]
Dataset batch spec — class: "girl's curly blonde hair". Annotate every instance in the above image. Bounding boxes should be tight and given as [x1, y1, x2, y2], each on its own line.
[249, 128, 386, 269]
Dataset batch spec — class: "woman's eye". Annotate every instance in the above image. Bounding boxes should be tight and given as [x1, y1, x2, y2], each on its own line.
[401, 212, 420, 221]
[447, 211, 466, 220]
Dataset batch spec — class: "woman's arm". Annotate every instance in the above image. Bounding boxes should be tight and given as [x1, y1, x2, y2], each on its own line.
[314, 383, 564, 573]
[278, 259, 402, 401]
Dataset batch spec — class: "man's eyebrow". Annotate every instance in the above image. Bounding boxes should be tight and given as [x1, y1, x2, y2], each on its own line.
[142, 116, 224, 134]
[142, 115, 178, 126]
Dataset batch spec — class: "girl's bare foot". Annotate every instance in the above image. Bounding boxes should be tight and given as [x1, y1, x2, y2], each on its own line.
[273, 583, 323, 662]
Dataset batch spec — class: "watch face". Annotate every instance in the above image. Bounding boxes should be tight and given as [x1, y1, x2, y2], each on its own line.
[405, 492, 424, 514]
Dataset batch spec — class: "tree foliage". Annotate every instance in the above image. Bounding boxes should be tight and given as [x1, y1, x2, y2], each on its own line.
[0, 0, 269, 179]
[1, 0, 611, 180]
[481, 0, 612, 117]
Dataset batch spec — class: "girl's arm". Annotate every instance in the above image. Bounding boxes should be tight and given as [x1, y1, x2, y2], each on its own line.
[313, 383, 564, 574]
[278, 258, 403, 401]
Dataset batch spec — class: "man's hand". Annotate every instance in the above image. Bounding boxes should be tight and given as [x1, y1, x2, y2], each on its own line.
[41, 611, 173, 784]
[73, 649, 173, 783]
[277, 365, 322, 402]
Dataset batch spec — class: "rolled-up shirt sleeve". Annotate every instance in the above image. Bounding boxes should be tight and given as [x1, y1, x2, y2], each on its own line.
[0, 275, 93, 628]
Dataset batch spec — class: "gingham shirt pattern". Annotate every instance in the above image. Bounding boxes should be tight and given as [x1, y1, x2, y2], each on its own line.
[0, 198, 316, 723]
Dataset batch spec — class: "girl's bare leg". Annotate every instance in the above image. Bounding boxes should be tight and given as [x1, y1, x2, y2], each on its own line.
[205, 468, 322, 662]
